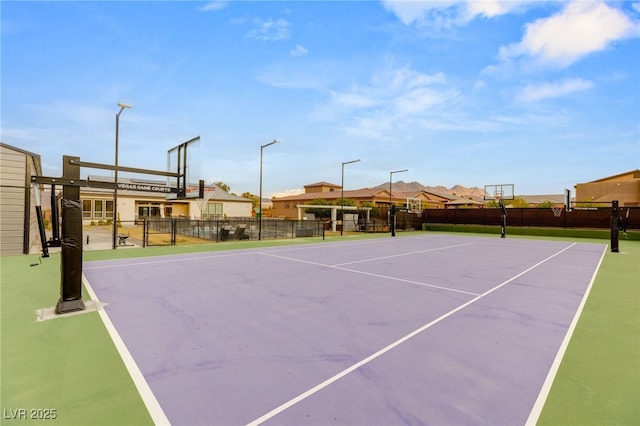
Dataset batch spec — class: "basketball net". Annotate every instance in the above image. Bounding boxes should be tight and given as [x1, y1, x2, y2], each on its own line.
[196, 191, 215, 219]
[551, 206, 563, 217]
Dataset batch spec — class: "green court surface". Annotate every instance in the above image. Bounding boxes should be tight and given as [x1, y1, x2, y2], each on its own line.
[1, 232, 638, 425]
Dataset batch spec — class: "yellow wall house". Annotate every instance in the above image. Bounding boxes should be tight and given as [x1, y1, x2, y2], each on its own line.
[271, 182, 452, 219]
[575, 169, 640, 207]
[81, 176, 253, 225]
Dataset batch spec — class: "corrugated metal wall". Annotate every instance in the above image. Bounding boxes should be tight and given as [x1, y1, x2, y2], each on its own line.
[0, 144, 40, 255]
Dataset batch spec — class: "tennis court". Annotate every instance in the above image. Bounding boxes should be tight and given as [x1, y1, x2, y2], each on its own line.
[81, 234, 606, 425]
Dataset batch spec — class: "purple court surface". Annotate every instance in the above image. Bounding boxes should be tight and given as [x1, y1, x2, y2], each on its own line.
[84, 234, 606, 425]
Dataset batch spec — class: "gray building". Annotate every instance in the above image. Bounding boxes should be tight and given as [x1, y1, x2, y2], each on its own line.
[0, 143, 43, 255]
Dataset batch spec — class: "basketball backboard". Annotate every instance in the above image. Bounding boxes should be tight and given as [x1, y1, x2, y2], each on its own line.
[406, 197, 422, 213]
[484, 184, 515, 201]
[564, 188, 572, 212]
[166, 136, 202, 199]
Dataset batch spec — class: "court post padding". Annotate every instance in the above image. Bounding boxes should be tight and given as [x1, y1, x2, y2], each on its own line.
[390, 204, 396, 237]
[56, 156, 85, 314]
[611, 200, 619, 253]
[499, 198, 507, 238]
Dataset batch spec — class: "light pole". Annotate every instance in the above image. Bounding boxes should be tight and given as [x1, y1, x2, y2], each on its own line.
[340, 159, 360, 236]
[113, 101, 131, 249]
[389, 168, 408, 237]
[259, 139, 279, 241]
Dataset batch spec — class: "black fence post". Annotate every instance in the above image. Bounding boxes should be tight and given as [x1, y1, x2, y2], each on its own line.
[611, 200, 619, 253]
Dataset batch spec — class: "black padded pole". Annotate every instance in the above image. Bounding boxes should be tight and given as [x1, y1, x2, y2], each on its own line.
[50, 184, 61, 245]
[56, 155, 85, 314]
[610, 200, 619, 253]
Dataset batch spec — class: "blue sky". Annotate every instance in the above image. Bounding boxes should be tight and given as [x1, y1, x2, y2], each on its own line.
[2, 1, 639, 197]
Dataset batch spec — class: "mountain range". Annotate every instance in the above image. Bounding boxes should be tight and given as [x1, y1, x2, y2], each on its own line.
[373, 181, 486, 200]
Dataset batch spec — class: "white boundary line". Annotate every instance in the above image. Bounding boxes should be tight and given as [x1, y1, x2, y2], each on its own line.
[524, 244, 608, 425]
[82, 275, 171, 425]
[331, 242, 476, 267]
[246, 243, 578, 426]
[333, 266, 480, 296]
[259, 249, 480, 296]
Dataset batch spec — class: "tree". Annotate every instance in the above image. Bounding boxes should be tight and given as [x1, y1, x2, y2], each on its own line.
[241, 192, 260, 210]
[510, 197, 529, 208]
[305, 199, 333, 219]
[335, 198, 356, 207]
[214, 181, 230, 193]
[335, 198, 356, 219]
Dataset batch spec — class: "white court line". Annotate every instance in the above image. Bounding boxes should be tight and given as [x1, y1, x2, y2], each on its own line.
[82, 275, 171, 426]
[246, 243, 578, 426]
[331, 242, 476, 267]
[525, 243, 608, 426]
[333, 266, 480, 296]
[259, 251, 479, 296]
[259, 251, 329, 268]
[84, 250, 257, 270]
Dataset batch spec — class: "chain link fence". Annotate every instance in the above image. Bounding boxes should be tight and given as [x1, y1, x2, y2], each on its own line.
[141, 217, 325, 246]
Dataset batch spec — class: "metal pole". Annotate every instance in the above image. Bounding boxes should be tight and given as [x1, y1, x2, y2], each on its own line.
[341, 163, 344, 236]
[113, 102, 131, 249]
[388, 169, 408, 236]
[113, 109, 120, 249]
[340, 159, 360, 236]
[259, 139, 279, 241]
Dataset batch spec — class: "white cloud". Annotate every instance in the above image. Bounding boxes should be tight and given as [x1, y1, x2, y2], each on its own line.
[329, 67, 451, 116]
[197, 1, 226, 12]
[500, 0, 638, 67]
[381, 0, 529, 27]
[517, 78, 594, 102]
[290, 44, 308, 57]
[270, 188, 304, 198]
[395, 87, 453, 115]
[332, 91, 375, 108]
[247, 18, 290, 41]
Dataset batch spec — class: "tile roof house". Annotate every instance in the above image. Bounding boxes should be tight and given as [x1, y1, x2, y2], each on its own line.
[271, 182, 453, 219]
[575, 169, 640, 207]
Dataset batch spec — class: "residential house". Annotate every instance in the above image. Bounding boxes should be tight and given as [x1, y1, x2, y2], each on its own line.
[271, 182, 452, 219]
[80, 176, 253, 225]
[575, 170, 640, 207]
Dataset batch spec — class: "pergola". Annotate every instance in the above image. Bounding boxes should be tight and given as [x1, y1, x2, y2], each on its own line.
[295, 204, 372, 232]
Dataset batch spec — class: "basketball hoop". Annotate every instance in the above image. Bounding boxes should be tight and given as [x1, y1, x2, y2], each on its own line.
[551, 206, 563, 217]
[196, 191, 215, 219]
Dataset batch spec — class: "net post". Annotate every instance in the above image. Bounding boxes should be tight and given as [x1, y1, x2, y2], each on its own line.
[390, 204, 396, 237]
[498, 197, 507, 238]
[611, 200, 619, 253]
[56, 155, 85, 314]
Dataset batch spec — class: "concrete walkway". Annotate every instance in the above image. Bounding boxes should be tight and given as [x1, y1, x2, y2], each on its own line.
[31, 226, 140, 254]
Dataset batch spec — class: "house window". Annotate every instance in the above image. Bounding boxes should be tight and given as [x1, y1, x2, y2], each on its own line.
[106, 200, 113, 219]
[94, 200, 104, 218]
[203, 202, 223, 219]
[82, 200, 91, 218]
[138, 205, 161, 218]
